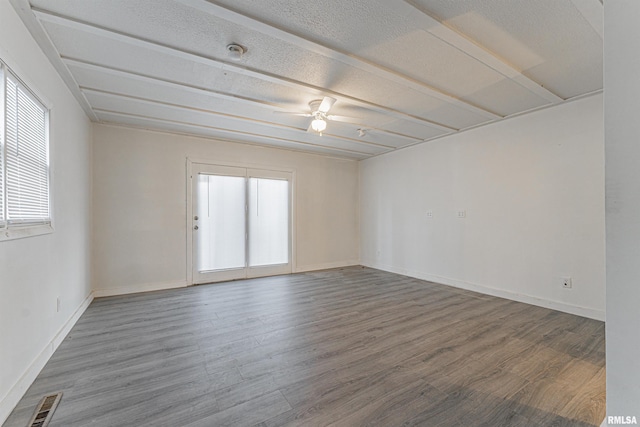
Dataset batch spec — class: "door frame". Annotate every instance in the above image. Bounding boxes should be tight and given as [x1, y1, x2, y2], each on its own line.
[186, 158, 297, 286]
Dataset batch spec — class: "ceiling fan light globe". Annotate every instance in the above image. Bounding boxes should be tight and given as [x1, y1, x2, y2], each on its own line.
[311, 118, 327, 132]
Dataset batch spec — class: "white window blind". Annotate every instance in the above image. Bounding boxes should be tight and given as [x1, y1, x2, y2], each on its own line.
[0, 66, 4, 227]
[3, 69, 50, 226]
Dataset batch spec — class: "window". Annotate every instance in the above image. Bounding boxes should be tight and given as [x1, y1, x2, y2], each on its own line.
[0, 60, 51, 239]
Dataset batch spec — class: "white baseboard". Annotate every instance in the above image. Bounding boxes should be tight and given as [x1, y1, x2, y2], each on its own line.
[0, 291, 94, 426]
[93, 280, 188, 298]
[362, 261, 605, 321]
[95, 266, 361, 299]
[294, 260, 360, 273]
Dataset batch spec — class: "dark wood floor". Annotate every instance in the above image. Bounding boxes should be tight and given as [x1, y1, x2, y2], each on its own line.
[4, 267, 605, 427]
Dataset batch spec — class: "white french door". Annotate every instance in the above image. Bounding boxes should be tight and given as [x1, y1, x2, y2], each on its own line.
[191, 164, 292, 284]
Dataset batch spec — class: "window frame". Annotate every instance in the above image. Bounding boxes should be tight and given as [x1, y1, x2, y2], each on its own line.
[0, 59, 53, 242]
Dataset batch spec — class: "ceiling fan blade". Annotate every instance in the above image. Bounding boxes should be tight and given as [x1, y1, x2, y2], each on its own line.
[318, 96, 337, 113]
[306, 121, 315, 133]
[273, 111, 313, 117]
[327, 115, 361, 124]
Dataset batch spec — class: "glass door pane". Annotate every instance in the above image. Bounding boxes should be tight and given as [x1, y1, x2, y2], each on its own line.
[248, 178, 289, 267]
[196, 174, 246, 272]
[191, 163, 292, 284]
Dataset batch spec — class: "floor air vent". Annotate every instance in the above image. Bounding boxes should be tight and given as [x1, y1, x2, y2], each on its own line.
[27, 392, 62, 427]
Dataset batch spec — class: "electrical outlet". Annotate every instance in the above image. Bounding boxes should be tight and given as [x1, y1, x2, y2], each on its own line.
[456, 210, 466, 218]
[561, 277, 572, 289]
[426, 210, 433, 218]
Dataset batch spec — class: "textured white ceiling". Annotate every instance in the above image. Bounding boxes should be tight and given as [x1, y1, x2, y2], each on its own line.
[416, 0, 603, 98]
[11, 0, 602, 159]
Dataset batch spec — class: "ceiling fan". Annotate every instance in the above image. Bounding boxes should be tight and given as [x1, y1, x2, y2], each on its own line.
[275, 96, 358, 135]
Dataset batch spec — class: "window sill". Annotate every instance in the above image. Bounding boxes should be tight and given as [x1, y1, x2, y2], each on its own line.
[0, 224, 54, 242]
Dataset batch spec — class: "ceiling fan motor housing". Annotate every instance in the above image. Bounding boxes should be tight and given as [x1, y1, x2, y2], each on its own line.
[309, 99, 323, 112]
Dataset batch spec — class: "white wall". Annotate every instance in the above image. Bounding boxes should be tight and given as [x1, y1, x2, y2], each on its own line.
[603, 1, 640, 422]
[92, 124, 359, 295]
[0, 1, 93, 423]
[361, 94, 605, 320]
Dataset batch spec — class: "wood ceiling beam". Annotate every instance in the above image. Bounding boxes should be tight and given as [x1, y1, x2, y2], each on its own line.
[404, 0, 564, 104]
[64, 58, 421, 144]
[33, 8, 457, 135]
[176, 0, 501, 121]
[62, 56, 423, 144]
[63, 58, 292, 112]
[8, 0, 99, 120]
[83, 87, 395, 152]
[94, 109, 374, 159]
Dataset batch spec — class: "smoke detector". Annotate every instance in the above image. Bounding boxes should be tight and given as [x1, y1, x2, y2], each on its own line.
[226, 43, 245, 60]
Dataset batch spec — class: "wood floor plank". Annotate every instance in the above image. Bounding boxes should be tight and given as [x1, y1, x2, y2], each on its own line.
[324, 379, 447, 427]
[213, 374, 281, 412]
[3, 266, 605, 427]
[264, 367, 424, 426]
[559, 367, 607, 424]
[183, 390, 291, 427]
